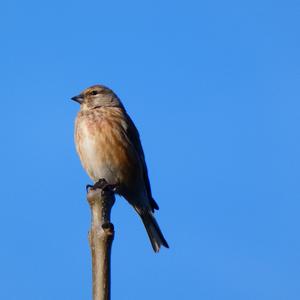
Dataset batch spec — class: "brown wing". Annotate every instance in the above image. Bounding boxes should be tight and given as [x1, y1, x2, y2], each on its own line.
[124, 112, 159, 212]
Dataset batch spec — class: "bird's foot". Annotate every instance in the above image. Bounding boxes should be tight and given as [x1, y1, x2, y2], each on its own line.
[86, 178, 117, 193]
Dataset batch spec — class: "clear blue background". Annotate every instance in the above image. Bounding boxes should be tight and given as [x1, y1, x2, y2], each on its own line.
[1, 0, 299, 299]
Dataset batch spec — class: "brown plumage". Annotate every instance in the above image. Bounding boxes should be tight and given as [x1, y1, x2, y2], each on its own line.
[72, 85, 168, 252]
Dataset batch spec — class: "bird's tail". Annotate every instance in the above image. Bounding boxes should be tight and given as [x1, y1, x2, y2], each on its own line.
[138, 209, 169, 252]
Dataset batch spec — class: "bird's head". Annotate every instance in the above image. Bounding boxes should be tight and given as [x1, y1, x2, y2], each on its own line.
[71, 85, 122, 110]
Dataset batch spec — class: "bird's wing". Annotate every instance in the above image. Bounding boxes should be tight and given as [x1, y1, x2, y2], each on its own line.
[124, 112, 159, 211]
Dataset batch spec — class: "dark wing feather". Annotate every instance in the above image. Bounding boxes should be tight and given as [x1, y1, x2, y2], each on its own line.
[124, 112, 159, 212]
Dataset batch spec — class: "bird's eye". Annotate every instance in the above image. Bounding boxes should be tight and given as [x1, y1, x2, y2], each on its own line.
[91, 90, 98, 95]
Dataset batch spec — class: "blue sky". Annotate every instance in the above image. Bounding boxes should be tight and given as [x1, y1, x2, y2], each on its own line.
[1, 0, 300, 299]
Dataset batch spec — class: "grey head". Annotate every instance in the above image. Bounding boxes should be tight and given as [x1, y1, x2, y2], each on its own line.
[71, 84, 123, 110]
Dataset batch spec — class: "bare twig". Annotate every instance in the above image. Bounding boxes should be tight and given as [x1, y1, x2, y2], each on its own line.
[87, 186, 115, 300]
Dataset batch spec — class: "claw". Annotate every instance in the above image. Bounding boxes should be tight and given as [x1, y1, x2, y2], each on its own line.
[86, 184, 93, 193]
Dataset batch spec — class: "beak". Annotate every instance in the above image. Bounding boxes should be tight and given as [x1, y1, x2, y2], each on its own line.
[71, 95, 84, 104]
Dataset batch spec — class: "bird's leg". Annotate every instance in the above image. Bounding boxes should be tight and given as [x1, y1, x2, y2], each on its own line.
[88, 178, 117, 193]
[93, 178, 108, 190]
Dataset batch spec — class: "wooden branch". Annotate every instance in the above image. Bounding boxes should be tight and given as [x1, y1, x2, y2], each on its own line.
[87, 187, 115, 300]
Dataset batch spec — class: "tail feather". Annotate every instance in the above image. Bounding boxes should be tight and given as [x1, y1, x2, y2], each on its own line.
[139, 210, 169, 252]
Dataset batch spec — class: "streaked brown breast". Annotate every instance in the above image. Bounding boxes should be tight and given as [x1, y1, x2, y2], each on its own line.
[75, 107, 142, 193]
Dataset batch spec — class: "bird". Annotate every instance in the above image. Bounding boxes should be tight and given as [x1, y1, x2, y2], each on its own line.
[71, 84, 169, 252]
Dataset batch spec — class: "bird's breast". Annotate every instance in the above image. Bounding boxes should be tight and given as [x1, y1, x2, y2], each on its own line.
[75, 109, 138, 184]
